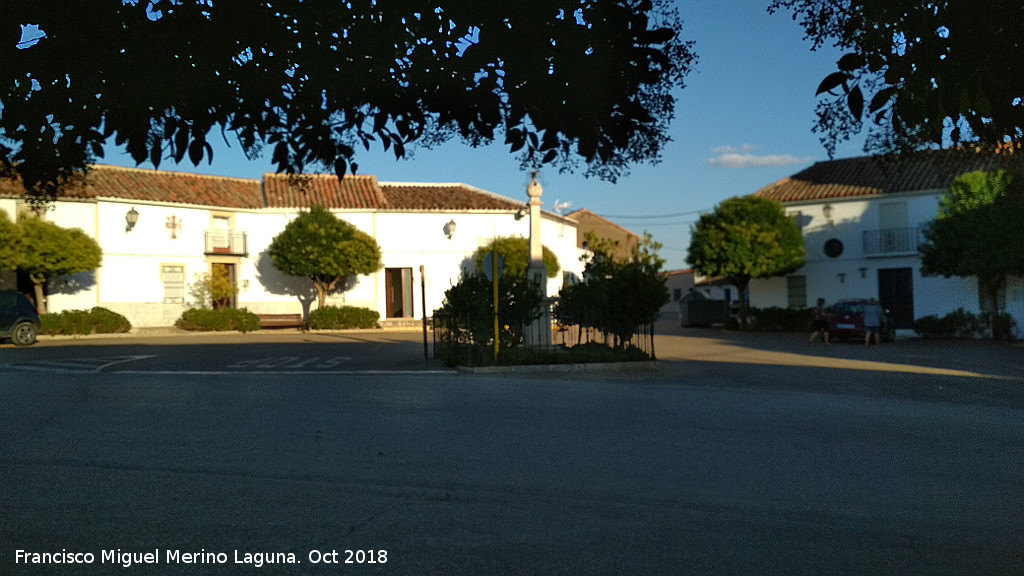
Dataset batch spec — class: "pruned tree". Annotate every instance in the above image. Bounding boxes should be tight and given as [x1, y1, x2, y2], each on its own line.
[557, 231, 668, 349]
[0, 211, 22, 272]
[770, 0, 1024, 157]
[2, 1, 695, 205]
[472, 236, 560, 279]
[268, 206, 383, 309]
[16, 217, 103, 314]
[687, 196, 804, 327]
[920, 170, 1024, 320]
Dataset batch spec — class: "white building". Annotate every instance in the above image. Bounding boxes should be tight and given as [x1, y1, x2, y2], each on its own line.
[748, 152, 1024, 335]
[0, 166, 585, 327]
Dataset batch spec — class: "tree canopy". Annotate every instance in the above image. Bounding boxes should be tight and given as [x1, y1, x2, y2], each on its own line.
[919, 169, 1024, 315]
[268, 206, 383, 309]
[2, 0, 694, 203]
[0, 211, 21, 271]
[770, 0, 1024, 157]
[687, 196, 804, 325]
[15, 217, 103, 314]
[472, 236, 560, 279]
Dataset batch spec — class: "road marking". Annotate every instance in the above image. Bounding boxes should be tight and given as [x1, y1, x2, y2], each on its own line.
[114, 370, 457, 375]
[4, 355, 158, 373]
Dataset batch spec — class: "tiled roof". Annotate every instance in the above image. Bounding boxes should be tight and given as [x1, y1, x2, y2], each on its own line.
[0, 165, 264, 208]
[381, 183, 526, 211]
[0, 165, 541, 213]
[565, 208, 639, 238]
[755, 151, 1023, 203]
[262, 173, 386, 209]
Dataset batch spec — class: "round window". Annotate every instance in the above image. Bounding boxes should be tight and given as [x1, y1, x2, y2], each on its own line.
[823, 238, 844, 258]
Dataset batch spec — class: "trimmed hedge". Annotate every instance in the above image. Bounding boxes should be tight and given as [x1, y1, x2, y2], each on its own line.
[915, 308, 1017, 341]
[308, 305, 380, 330]
[40, 307, 132, 335]
[743, 306, 813, 332]
[175, 308, 261, 332]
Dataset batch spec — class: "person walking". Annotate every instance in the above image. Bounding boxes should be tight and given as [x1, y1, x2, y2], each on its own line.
[863, 297, 885, 347]
[809, 297, 830, 345]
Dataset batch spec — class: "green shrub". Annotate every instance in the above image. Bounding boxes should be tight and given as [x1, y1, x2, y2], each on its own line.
[89, 307, 132, 333]
[744, 306, 812, 332]
[39, 307, 132, 335]
[914, 308, 1017, 341]
[308, 305, 380, 329]
[438, 341, 651, 368]
[175, 308, 260, 332]
[988, 312, 1017, 341]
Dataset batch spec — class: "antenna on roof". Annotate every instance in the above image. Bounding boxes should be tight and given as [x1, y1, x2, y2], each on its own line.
[553, 200, 572, 237]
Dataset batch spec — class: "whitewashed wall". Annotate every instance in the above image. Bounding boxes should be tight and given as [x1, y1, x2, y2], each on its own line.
[3, 196, 586, 327]
[750, 192, 1023, 334]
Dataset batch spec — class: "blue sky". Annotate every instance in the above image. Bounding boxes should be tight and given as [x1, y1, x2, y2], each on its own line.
[100, 0, 868, 270]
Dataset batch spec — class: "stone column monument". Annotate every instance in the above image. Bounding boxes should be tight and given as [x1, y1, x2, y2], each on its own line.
[525, 172, 552, 346]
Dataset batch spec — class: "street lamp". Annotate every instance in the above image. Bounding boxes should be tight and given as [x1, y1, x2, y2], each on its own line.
[125, 207, 139, 232]
[443, 219, 456, 240]
[822, 203, 834, 226]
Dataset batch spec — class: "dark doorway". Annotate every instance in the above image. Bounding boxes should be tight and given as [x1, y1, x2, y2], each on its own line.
[385, 268, 414, 318]
[878, 268, 914, 329]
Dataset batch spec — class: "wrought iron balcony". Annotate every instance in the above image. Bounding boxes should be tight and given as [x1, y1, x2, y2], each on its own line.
[862, 227, 922, 257]
[204, 229, 248, 256]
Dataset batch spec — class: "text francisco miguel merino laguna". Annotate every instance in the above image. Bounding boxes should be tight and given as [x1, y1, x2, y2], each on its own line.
[15, 548, 388, 568]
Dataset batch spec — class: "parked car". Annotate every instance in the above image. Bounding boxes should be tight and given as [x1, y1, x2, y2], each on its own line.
[0, 290, 41, 346]
[827, 298, 893, 342]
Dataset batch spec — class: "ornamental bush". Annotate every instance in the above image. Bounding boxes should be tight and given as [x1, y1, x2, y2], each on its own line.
[914, 308, 1017, 341]
[39, 307, 132, 335]
[175, 308, 260, 332]
[308, 305, 380, 329]
[743, 306, 812, 332]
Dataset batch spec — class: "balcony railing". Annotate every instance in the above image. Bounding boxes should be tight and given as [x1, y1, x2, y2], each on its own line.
[862, 227, 921, 256]
[204, 230, 248, 256]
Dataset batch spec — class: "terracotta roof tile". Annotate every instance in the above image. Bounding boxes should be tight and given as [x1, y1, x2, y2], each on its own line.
[755, 151, 1023, 203]
[0, 165, 264, 208]
[262, 173, 386, 209]
[380, 183, 525, 211]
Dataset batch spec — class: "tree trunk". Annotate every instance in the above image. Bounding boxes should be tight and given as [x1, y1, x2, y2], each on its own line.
[731, 276, 750, 330]
[315, 283, 328, 309]
[978, 274, 1004, 338]
[31, 273, 47, 315]
[314, 277, 340, 309]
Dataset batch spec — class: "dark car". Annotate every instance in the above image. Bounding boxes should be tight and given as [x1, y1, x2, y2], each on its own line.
[0, 290, 41, 346]
[827, 298, 893, 342]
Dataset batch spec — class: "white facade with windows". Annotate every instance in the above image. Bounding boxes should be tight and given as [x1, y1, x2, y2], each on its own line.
[0, 166, 586, 328]
[748, 154, 1024, 336]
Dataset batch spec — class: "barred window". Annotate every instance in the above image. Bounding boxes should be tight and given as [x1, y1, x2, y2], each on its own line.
[162, 265, 185, 304]
[787, 275, 807, 309]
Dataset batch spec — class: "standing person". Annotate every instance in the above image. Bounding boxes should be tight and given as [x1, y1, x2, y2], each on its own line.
[809, 297, 830, 345]
[863, 297, 885, 347]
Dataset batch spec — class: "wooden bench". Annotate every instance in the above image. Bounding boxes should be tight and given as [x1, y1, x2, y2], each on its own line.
[257, 314, 306, 330]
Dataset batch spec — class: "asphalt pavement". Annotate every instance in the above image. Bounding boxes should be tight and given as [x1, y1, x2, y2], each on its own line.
[2, 325, 1023, 575]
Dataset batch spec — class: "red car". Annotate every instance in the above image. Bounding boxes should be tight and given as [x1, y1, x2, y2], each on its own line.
[827, 298, 893, 342]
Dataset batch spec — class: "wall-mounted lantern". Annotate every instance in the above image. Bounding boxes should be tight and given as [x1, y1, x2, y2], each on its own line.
[859, 267, 868, 278]
[822, 203, 835, 226]
[125, 207, 139, 232]
[837, 272, 846, 284]
[443, 219, 456, 240]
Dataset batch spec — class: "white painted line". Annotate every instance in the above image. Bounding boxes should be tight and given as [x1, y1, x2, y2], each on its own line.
[113, 370, 458, 376]
[94, 355, 159, 371]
